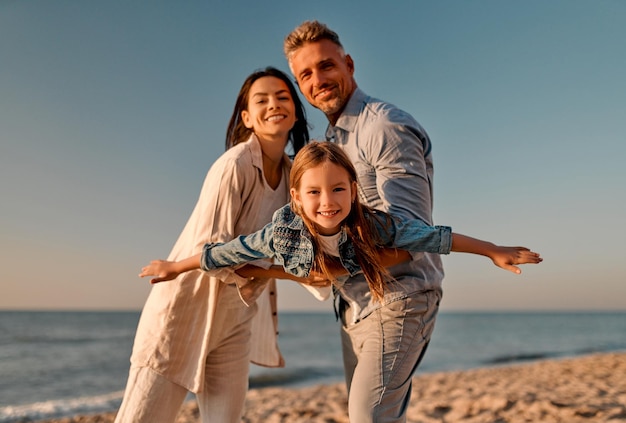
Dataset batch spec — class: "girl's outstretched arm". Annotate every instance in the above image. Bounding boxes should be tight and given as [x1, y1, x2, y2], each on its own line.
[235, 264, 330, 287]
[451, 233, 543, 274]
[139, 253, 202, 284]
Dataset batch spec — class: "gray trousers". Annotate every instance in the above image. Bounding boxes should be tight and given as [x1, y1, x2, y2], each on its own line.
[340, 290, 441, 423]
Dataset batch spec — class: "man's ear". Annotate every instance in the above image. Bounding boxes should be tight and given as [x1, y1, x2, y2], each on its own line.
[345, 54, 355, 76]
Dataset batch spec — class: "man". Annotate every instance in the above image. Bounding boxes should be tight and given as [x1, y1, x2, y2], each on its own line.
[284, 21, 444, 422]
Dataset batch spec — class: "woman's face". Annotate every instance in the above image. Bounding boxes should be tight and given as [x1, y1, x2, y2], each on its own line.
[290, 161, 357, 236]
[241, 76, 297, 143]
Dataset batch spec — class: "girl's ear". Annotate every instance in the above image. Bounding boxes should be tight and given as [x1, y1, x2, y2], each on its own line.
[290, 187, 300, 203]
[351, 181, 358, 202]
[241, 110, 253, 129]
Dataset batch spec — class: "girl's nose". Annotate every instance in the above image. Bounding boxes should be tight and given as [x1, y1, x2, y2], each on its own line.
[320, 192, 332, 207]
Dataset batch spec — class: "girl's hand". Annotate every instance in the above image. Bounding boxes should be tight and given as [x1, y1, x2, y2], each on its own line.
[490, 247, 543, 274]
[298, 271, 332, 287]
[139, 260, 181, 284]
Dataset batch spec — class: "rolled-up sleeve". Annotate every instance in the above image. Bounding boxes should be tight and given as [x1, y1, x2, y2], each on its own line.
[200, 223, 277, 270]
[377, 215, 452, 255]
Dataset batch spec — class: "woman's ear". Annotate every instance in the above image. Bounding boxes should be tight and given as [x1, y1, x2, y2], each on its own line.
[241, 110, 253, 129]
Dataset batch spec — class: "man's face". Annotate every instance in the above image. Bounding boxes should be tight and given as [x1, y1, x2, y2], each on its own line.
[289, 39, 355, 123]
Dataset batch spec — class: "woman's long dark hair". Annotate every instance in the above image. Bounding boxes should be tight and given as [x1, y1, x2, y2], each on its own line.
[225, 67, 309, 156]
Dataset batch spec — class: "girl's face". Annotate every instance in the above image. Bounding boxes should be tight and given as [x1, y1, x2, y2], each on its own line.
[241, 76, 297, 143]
[291, 161, 357, 236]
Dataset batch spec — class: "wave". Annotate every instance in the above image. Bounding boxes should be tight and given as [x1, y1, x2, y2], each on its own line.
[482, 345, 626, 366]
[0, 391, 123, 423]
[483, 351, 558, 365]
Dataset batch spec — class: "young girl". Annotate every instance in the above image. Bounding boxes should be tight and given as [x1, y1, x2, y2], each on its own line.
[140, 141, 542, 302]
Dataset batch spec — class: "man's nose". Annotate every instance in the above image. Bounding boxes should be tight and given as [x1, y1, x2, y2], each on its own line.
[311, 70, 327, 88]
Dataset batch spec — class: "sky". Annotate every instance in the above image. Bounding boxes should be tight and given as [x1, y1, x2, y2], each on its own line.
[1, 0, 624, 312]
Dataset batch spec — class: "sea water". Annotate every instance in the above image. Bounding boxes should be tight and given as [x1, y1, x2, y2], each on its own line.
[1, 310, 625, 422]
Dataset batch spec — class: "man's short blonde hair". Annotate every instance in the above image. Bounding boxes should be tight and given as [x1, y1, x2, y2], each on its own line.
[283, 20, 344, 60]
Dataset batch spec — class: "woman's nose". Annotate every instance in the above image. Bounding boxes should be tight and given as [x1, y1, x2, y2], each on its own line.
[268, 96, 280, 109]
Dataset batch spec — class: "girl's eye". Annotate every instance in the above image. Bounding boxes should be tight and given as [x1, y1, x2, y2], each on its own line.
[307, 190, 319, 195]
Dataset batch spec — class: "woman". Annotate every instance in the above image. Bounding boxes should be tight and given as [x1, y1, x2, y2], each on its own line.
[115, 67, 310, 423]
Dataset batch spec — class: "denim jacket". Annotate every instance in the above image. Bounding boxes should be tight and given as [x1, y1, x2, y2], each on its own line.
[201, 204, 452, 280]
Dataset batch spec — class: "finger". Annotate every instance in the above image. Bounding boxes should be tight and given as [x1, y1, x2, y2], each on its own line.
[504, 264, 522, 274]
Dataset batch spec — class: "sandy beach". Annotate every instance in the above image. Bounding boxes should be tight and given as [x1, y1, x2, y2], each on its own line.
[34, 352, 626, 423]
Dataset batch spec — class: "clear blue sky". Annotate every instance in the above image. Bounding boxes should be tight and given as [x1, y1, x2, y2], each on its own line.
[1, 1, 624, 312]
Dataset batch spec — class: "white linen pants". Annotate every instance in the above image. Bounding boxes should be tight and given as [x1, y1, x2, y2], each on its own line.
[114, 285, 257, 423]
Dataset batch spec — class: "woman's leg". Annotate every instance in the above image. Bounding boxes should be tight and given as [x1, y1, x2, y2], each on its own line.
[196, 285, 258, 423]
[114, 366, 189, 423]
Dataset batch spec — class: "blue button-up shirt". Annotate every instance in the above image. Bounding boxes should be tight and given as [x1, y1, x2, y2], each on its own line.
[325, 88, 445, 323]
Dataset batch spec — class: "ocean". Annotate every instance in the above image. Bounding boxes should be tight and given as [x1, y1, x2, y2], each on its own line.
[1, 310, 625, 422]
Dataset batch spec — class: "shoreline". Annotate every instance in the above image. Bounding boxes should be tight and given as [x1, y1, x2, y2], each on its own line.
[31, 351, 626, 422]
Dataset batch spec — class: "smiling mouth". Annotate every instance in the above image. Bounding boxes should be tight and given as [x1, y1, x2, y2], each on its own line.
[314, 86, 336, 100]
[318, 210, 339, 217]
[266, 114, 286, 122]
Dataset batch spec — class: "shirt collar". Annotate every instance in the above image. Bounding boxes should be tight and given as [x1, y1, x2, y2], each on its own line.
[247, 133, 264, 171]
[326, 88, 367, 135]
[247, 133, 291, 174]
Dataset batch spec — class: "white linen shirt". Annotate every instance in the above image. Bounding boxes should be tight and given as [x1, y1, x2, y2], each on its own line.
[129, 134, 288, 393]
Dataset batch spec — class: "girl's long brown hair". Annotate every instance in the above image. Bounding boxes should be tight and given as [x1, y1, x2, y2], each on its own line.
[289, 141, 393, 301]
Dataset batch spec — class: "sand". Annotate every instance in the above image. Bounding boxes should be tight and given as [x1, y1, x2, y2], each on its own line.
[34, 352, 626, 423]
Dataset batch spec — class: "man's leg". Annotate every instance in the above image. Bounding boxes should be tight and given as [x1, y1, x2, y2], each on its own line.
[342, 291, 440, 423]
